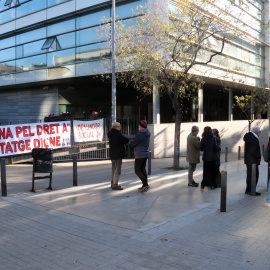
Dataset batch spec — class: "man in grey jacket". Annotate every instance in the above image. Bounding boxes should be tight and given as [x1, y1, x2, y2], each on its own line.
[186, 126, 200, 187]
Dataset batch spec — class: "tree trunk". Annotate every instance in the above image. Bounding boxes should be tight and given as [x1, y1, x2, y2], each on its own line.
[173, 109, 181, 170]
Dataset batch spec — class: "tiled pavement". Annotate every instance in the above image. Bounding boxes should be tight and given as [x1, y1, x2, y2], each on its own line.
[0, 155, 269, 270]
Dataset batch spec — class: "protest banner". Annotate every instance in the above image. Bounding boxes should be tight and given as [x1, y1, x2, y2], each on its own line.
[73, 119, 104, 142]
[0, 121, 71, 157]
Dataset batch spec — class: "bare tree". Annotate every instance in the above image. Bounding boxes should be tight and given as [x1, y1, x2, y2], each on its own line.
[99, 0, 249, 169]
[234, 87, 269, 131]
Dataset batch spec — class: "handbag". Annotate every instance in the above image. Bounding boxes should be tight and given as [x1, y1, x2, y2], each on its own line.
[263, 143, 270, 162]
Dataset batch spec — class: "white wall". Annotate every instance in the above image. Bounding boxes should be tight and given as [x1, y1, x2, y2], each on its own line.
[148, 120, 269, 158]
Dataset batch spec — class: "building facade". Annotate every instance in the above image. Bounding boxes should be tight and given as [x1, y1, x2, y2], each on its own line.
[0, 0, 268, 125]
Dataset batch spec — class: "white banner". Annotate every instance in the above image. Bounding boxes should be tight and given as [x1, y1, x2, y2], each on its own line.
[0, 121, 71, 157]
[73, 119, 104, 142]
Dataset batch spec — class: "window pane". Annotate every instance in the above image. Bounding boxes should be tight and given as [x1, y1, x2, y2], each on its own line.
[47, 48, 75, 67]
[0, 9, 15, 24]
[57, 32, 75, 49]
[76, 9, 110, 30]
[16, 45, 23, 58]
[41, 37, 56, 50]
[76, 43, 111, 62]
[16, 54, 46, 72]
[48, 0, 69, 6]
[16, 27, 46, 45]
[76, 26, 106, 46]
[0, 61, 16, 75]
[116, 0, 147, 19]
[0, 47, 15, 62]
[47, 19, 75, 36]
[24, 39, 45, 57]
[0, 36, 15, 50]
[16, 0, 46, 18]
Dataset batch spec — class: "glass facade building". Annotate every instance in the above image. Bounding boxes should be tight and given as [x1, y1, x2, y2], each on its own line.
[0, 0, 268, 124]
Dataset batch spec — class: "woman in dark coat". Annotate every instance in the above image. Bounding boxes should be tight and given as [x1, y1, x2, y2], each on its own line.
[200, 126, 218, 189]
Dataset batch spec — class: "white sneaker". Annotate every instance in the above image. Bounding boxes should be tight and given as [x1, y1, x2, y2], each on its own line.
[262, 202, 270, 208]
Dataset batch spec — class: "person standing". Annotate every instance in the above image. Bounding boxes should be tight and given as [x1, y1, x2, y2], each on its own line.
[186, 126, 200, 187]
[108, 122, 129, 190]
[243, 125, 261, 196]
[213, 129, 221, 188]
[130, 120, 151, 193]
[200, 126, 218, 190]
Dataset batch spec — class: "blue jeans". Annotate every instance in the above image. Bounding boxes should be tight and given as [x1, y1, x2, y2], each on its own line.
[267, 182, 270, 203]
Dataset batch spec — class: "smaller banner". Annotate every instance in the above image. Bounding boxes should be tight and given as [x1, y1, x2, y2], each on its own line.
[73, 119, 104, 142]
[0, 121, 71, 157]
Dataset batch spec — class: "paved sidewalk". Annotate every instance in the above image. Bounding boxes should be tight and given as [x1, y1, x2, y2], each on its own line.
[0, 156, 270, 270]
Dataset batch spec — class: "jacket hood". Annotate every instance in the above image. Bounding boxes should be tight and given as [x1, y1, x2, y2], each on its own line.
[107, 128, 119, 139]
[243, 132, 256, 142]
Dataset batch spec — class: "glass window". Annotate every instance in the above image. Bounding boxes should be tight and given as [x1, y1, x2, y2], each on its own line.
[57, 32, 75, 49]
[116, 0, 147, 19]
[76, 26, 107, 46]
[0, 47, 15, 62]
[16, 54, 46, 72]
[16, 27, 46, 45]
[76, 9, 110, 30]
[16, 45, 23, 58]
[0, 36, 15, 50]
[24, 39, 45, 57]
[48, 0, 69, 6]
[16, 0, 46, 18]
[41, 37, 61, 51]
[76, 43, 111, 62]
[47, 48, 75, 67]
[47, 19, 75, 36]
[0, 61, 16, 75]
[0, 9, 15, 24]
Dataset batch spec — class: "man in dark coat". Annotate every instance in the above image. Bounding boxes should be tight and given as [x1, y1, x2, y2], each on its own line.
[243, 125, 261, 196]
[108, 122, 129, 190]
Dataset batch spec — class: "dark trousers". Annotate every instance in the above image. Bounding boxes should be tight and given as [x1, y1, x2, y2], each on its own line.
[202, 161, 217, 187]
[246, 164, 259, 193]
[135, 158, 148, 187]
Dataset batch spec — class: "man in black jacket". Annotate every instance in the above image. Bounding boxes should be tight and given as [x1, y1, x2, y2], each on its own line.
[108, 122, 129, 190]
[243, 125, 261, 196]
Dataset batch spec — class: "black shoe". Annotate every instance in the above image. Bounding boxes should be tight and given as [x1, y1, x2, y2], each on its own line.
[188, 181, 199, 187]
[210, 186, 215, 190]
[245, 191, 261, 196]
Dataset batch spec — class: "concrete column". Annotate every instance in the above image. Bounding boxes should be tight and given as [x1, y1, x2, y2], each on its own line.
[228, 88, 233, 121]
[153, 84, 160, 124]
[198, 88, 203, 122]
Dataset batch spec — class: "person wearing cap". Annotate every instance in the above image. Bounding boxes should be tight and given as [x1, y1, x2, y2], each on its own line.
[130, 120, 151, 192]
[243, 125, 262, 196]
[108, 122, 129, 190]
[186, 126, 200, 187]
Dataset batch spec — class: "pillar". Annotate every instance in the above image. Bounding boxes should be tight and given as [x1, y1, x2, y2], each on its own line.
[198, 88, 203, 122]
[153, 84, 160, 124]
[228, 88, 233, 121]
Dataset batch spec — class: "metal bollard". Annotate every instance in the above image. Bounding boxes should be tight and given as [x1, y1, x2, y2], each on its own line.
[250, 164, 256, 196]
[73, 154, 78, 186]
[225, 147, 228, 163]
[148, 151, 151, 175]
[220, 171, 227, 212]
[1, 158, 7, 196]
[238, 146, 241, 160]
